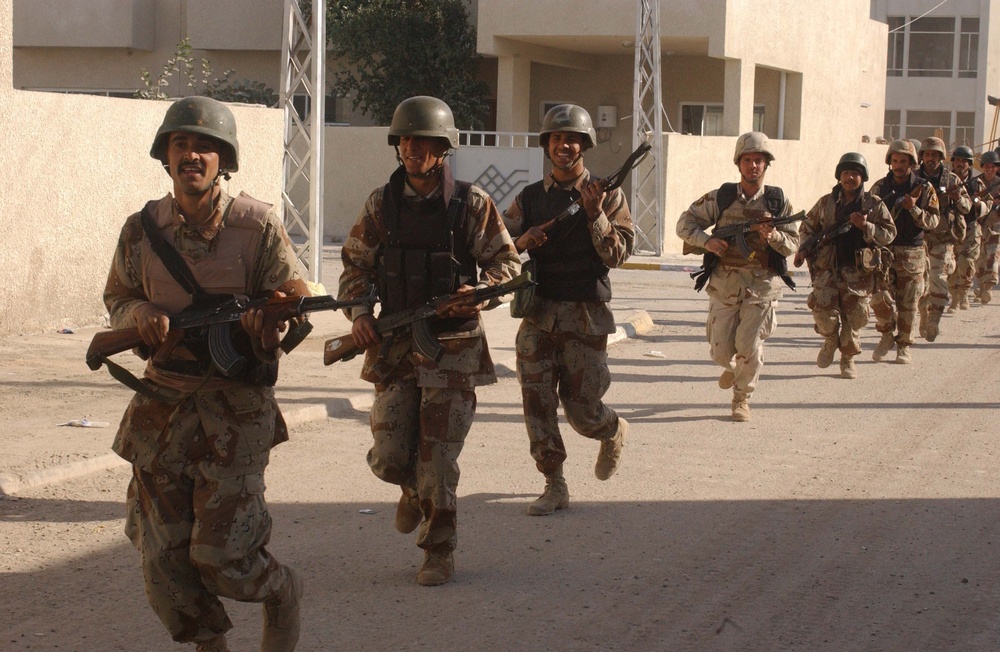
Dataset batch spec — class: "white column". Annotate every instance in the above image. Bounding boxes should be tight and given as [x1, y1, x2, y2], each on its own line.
[496, 57, 531, 132]
[723, 58, 755, 135]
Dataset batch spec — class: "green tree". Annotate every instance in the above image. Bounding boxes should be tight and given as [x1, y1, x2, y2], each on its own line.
[326, 0, 490, 129]
[136, 38, 279, 107]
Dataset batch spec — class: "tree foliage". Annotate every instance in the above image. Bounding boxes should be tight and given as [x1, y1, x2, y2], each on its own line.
[326, 0, 490, 129]
[136, 38, 279, 107]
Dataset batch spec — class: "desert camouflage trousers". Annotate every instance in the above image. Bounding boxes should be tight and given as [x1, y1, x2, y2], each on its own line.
[368, 379, 476, 553]
[949, 223, 981, 296]
[976, 228, 1000, 289]
[807, 266, 874, 357]
[871, 245, 926, 346]
[919, 237, 955, 323]
[119, 393, 288, 644]
[515, 320, 618, 476]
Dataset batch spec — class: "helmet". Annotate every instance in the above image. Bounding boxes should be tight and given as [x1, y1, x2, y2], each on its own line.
[835, 152, 869, 182]
[733, 131, 774, 165]
[951, 145, 974, 162]
[980, 150, 1000, 166]
[388, 96, 460, 149]
[909, 139, 923, 155]
[885, 139, 917, 165]
[539, 104, 597, 150]
[150, 96, 239, 172]
[919, 137, 947, 157]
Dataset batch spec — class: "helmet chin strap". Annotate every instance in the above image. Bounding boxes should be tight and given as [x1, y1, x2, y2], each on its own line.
[395, 146, 449, 180]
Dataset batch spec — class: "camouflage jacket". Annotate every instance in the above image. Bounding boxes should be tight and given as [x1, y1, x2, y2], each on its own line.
[801, 189, 896, 273]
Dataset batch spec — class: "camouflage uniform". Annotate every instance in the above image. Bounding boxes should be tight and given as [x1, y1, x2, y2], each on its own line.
[676, 186, 799, 401]
[105, 191, 305, 644]
[975, 176, 1000, 299]
[869, 172, 940, 348]
[338, 164, 519, 556]
[800, 189, 895, 358]
[948, 170, 987, 306]
[502, 169, 634, 475]
[917, 165, 970, 334]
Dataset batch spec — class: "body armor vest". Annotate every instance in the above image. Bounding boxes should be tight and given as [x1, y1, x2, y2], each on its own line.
[832, 190, 870, 269]
[521, 178, 611, 302]
[878, 172, 925, 247]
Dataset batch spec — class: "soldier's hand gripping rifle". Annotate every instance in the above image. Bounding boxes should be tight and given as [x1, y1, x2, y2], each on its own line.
[794, 193, 889, 267]
[689, 209, 805, 291]
[87, 290, 377, 378]
[323, 272, 535, 365]
[520, 143, 651, 248]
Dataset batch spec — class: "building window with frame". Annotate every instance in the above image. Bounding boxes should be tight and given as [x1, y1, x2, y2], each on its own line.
[907, 16, 955, 78]
[958, 17, 979, 79]
[681, 104, 765, 136]
[955, 112, 975, 147]
[887, 16, 905, 77]
[905, 110, 951, 143]
[884, 110, 901, 141]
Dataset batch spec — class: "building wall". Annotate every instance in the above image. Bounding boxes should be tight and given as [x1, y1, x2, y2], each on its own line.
[0, 0, 284, 337]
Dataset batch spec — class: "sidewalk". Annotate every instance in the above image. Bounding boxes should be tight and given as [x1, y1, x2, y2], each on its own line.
[0, 245, 655, 495]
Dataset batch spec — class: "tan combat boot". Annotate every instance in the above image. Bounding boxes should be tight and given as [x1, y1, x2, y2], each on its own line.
[394, 487, 422, 534]
[718, 370, 735, 389]
[261, 567, 303, 652]
[731, 394, 750, 422]
[595, 418, 628, 480]
[983, 286, 993, 304]
[816, 336, 838, 369]
[840, 355, 857, 380]
[872, 332, 895, 362]
[925, 317, 940, 342]
[946, 296, 959, 313]
[960, 293, 971, 310]
[527, 469, 569, 516]
[195, 635, 230, 652]
[895, 344, 912, 365]
[417, 549, 454, 586]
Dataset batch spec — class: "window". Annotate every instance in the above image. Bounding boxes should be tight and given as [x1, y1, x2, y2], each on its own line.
[907, 17, 954, 78]
[887, 16, 905, 77]
[905, 110, 951, 143]
[292, 93, 350, 125]
[955, 112, 975, 147]
[959, 17, 979, 79]
[681, 104, 764, 136]
[884, 110, 901, 141]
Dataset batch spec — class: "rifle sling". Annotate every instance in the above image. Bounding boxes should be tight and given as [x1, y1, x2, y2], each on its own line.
[98, 354, 194, 403]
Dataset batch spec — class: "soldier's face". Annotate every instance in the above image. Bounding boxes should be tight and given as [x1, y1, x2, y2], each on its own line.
[922, 150, 943, 171]
[951, 157, 970, 176]
[167, 132, 222, 196]
[984, 163, 998, 181]
[889, 153, 913, 180]
[547, 132, 585, 172]
[738, 153, 768, 185]
[839, 169, 863, 194]
[399, 136, 449, 176]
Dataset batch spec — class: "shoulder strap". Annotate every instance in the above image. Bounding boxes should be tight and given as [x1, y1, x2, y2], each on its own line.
[763, 186, 786, 215]
[447, 180, 472, 231]
[140, 204, 205, 297]
[716, 182, 739, 213]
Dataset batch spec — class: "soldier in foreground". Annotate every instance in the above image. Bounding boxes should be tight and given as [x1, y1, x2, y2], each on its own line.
[975, 151, 1000, 304]
[676, 132, 799, 422]
[501, 104, 634, 516]
[104, 97, 306, 651]
[915, 137, 970, 341]
[794, 153, 895, 379]
[869, 139, 940, 364]
[947, 146, 986, 312]
[338, 96, 519, 585]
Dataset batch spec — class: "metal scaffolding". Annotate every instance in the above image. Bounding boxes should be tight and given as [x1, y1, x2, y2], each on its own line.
[630, 0, 665, 256]
[280, 0, 326, 281]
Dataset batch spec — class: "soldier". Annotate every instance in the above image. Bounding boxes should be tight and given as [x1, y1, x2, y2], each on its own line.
[338, 96, 519, 585]
[870, 139, 940, 364]
[974, 150, 1000, 304]
[501, 104, 634, 517]
[793, 153, 895, 379]
[947, 146, 986, 311]
[104, 97, 306, 651]
[916, 137, 970, 341]
[676, 132, 799, 422]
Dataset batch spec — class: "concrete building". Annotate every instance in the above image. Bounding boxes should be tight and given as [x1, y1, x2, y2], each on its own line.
[870, 0, 1000, 153]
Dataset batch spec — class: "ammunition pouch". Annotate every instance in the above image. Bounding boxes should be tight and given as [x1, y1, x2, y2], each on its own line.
[510, 259, 540, 318]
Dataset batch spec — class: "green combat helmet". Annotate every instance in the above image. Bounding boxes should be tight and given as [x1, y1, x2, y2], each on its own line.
[150, 96, 240, 172]
[539, 104, 597, 150]
[733, 131, 774, 165]
[981, 150, 1000, 166]
[835, 152, 869, 182]
[388, 96, 460, 149]
[951, 145, 974, 162]
[885, 139, 917, 165]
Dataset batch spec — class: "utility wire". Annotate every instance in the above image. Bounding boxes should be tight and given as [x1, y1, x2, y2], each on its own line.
[887, 0, 951, 33]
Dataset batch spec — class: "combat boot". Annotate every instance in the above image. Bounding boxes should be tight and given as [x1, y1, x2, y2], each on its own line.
[925, 318, 940, 342]
[946, 296, 960, 313]
[194, 636, 230, 652]
[983, 287, 993, 305]
[595, 417, 628, 480]
[394, 487, 421, 534]
[417, 549, 453, 586]
[960, 293, 971, 310]
[816, 336, 838, 369]
[840, 355, 857, 380]
[895, 344, 912, 365]
[731, 394, 750, 422]
[261, 567, 303, 652]
[718, 370, 735, 389]
[872, 332, 895, 362]
[527, 469, 569, 516]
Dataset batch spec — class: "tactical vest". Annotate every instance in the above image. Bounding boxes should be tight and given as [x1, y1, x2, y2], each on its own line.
[521, 178, 611, 302]
[831, 188, 869, 269]
[377, 165, 478, 332]
[715, 183, 793, 287]
[961, 173, 984, 224]
[877, 172, 925, 247]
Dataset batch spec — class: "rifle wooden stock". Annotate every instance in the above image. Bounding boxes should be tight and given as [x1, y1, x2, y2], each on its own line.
[86, 329, 146, 370]
[323, 333, 362, 366]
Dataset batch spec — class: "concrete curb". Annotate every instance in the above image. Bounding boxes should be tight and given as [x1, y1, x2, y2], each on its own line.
[0, 454, 129, 496]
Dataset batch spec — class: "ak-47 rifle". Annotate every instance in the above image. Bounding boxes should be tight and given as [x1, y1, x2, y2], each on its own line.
[794, 193, 890, 267]
[689, 209, 805, 291]
[323, 272, 535, 365]
[521, 143, 651, 248]
[87, 290, 376, 379]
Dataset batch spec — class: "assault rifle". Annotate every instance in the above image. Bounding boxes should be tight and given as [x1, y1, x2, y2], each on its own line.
[521, 142, 651, 248]
[87, 290, 376, 379]
[794, 193, 890, 267]
[689, 209, 805, 291]
[323, 272, 535, 365]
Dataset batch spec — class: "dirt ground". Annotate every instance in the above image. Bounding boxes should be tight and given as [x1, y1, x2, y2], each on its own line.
[2, 266, 1000, 651]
